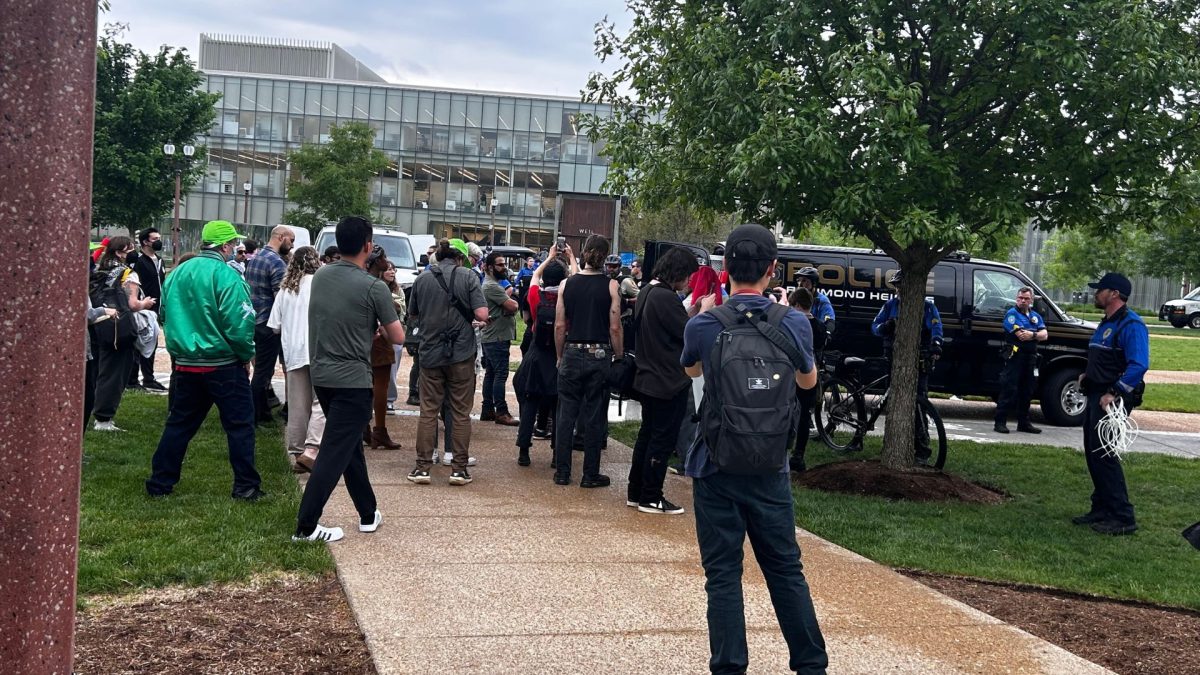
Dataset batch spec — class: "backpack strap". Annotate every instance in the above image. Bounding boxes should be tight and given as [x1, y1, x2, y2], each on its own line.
[723, 301, 808, 371]
[432, 266, 476, 325]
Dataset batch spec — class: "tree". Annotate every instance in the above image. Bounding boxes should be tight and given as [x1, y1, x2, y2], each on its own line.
[282, 122, 389, 234]
[621, 201, 739, 253]
[1042, 226, 1142, 294]
[586, 0, 1200, 470]
[92, 36, 219, 234]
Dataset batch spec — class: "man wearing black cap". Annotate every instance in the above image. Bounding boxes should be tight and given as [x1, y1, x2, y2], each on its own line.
[680, 224, 827, 673]
[1074, 272, 1149, 536]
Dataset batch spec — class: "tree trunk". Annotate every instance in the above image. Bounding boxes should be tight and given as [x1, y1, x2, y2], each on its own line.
[879, 262, 936, 471]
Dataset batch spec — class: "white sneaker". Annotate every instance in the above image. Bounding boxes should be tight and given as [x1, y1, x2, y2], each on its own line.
[442, 452, 477, 466]
[93, 420, 123, 432]
[292, 525, 344, 542]
[359, 510, 382, 533]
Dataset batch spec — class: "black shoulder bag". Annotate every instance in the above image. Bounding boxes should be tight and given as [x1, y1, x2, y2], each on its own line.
[606, 283, 648, 399]
[431, 266, 476, 361]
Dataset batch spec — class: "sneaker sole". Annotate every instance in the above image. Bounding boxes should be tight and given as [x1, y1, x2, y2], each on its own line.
[360, 512, 382, 533]
[406, 475, 431, 485]
[637, 505, 685, 515]
[626, 500, 638, 507]
[448, 477, 473, 486]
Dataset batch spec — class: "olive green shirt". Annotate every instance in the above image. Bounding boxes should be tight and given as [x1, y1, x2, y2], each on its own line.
[481, 277, 516, 343]
[309, 261, 399, 389]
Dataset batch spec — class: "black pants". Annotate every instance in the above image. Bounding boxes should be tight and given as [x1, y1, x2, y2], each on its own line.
[84, 347, 98, 426]
[252, 323, 282, 421]
[995, 350, 1037, 426]
[407, 348, 421, 398]
[554, 348, 610, 481]
[128, 344, 157, 385]
[517, 393, 557, 451]
[145, 364, 260, 496]
[628, 387, 689, 504]
[1083, 392, 1136, 525]
[296, 387, 377, 536]
[94, 340, 134, 423]
[791, 386, 817, 468]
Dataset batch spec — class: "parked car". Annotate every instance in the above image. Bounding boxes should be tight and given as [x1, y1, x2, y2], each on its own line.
[643, 240, 1097, 426]
[1159, 287, 1200, 329]
[314, 226, 418, 287]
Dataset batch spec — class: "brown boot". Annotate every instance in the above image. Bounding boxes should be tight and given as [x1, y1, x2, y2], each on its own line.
[494, 413, 520, 427]
[371, 426, 401, 450]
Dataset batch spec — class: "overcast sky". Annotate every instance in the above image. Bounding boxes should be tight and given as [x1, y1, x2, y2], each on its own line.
[103, 0, 631, 97]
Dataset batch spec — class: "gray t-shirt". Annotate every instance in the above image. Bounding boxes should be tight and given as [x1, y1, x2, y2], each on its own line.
[481, 276, 516, 343]
[409, 259, 486, 368]
[308, 261, 400, 389]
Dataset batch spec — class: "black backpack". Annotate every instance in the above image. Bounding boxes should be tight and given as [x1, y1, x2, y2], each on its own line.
[88, 266, 137, 349]
[533, 291, 557, 350]
[700, 302, 809, 474]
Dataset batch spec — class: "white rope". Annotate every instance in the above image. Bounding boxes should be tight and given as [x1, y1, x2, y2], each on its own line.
[1097, 397, 1139, 460]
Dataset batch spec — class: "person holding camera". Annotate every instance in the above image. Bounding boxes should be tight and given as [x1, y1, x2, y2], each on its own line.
[871, 270, 943, 465]
[406, 239, 488, 486]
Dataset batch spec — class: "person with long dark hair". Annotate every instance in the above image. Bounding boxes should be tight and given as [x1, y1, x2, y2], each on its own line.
[627, 247, 706, 514]
[513, 254, 568, 467]
[553, 235, 622, 488]
[91, 235, 157, 431]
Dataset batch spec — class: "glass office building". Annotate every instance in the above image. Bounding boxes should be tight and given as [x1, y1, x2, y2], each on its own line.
[182, 35, 613, 248]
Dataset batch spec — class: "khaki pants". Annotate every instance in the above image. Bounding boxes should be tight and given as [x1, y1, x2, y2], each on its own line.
[285, 366, 326, 454]
[415, 358, 476, 471]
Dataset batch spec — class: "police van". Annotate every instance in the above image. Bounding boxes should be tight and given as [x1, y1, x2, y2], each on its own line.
[643, 240, 1096, 426]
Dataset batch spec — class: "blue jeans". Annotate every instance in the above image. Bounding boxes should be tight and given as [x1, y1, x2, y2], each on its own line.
[481, 340, 511, 415]
[693, 471, 827, 675]
[146, 363, 260, 496]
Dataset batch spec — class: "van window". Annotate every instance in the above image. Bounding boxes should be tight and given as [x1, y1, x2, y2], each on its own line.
[373, 235, 416, 269]
[972, 269, 1025, 316]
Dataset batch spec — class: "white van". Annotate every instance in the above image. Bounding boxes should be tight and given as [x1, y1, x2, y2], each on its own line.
[314, 226, 419, 287]
[279, 225, 311, 250]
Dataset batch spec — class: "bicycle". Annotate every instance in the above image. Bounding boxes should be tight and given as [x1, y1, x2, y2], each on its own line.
[815, 354, 948, 469]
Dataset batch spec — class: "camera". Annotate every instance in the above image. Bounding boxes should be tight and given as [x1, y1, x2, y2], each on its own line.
[556, 236, 566, 252]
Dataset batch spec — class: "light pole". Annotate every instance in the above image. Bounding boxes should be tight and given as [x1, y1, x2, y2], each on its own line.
[242, 181, 252, 225]
[163, 142, 194, 263]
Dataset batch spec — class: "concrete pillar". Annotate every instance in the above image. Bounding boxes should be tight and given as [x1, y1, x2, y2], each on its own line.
[0, 1, 98, 672]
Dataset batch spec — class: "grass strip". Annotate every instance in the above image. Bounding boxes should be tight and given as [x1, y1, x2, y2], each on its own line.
[610, 421, 1200, 610]
[79, 392, 332, 598]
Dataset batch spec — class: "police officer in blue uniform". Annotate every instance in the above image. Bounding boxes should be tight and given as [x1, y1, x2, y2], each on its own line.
[871, 270, 943, 464]
[994, 286, 1048, 434]
[1074, 273, 1149, 536]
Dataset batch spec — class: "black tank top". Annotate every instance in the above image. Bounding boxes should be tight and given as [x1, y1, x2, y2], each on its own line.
[564, 273, 612, 343]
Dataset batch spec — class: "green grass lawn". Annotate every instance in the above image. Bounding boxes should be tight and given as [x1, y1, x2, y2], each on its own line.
[79, 392, 332, 598]
[1150, 335, 1200, 371]
[1142, 383, 1200, 413]
[610, 421, 1200, 610]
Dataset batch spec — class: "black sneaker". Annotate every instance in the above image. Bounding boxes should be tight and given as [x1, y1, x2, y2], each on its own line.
[143, 380, 169, 393]
[993, 423, 1010, 434]
[638, 498, 685, 515]
[1091, 520, 1137, 536]
[532, 428, 552, 440]
[1071, 512, 1106, 525]
[406, 469, 431, 485]
[580, 474, 611, 488]
[517, 448, 531, 467]
[232, 487, 266, 501]
[553, 474, 571, 486]
[405, 395, 420, 407]
[449, 470, 473, 486]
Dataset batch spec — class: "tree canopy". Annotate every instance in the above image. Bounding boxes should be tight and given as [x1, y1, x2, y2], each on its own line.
[92, 37, 219, 234]
[587, 0, 1200, 469]
[281, 121, 389, 234]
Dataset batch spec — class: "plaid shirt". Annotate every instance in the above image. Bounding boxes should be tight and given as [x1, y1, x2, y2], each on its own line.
[244, 246, 286, 324]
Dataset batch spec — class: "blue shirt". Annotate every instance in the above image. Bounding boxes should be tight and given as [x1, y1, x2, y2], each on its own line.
[244, 246, 286, 325]
[1004, 307, 1045, 352]
[871, 297, 943, 345]
[812, 291, 835, 324]
[516, 267, 534, 283]
[680, 294, 814, 479]
[1088, 306, 1149, 394]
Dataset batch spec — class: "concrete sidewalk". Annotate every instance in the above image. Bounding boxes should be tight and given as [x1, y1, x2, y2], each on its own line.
[313, 406, 1110, 674]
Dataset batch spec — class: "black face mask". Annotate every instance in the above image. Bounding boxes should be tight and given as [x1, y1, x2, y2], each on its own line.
[150, 240, 163, 252]
[125, 250, 139, 267]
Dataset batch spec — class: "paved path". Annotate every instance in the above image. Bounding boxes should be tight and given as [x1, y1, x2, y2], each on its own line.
[312, 398, 1110, 674]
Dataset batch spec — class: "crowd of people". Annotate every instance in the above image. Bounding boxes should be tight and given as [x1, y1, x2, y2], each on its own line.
[83, 216, 1153, 674]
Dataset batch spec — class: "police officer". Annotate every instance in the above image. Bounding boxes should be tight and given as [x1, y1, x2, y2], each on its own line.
[871, 270, 943, 465]
[794, 267, 835, 338]
[994, 286, 1047, 434]
[1074, 273, 1148, 536]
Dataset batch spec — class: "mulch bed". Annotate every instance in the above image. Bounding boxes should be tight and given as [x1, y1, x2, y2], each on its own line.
[902, 570, 1200, 675]
[74, 575, 374, 674]
[794, 459, 1006, 504]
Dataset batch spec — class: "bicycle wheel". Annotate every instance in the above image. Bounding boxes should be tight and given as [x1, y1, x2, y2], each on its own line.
[817, 376, 866, 452]
[916, 398, 948, 470]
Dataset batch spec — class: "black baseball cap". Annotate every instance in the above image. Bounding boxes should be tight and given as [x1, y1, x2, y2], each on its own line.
[1088, 272, 1132, 297]
[725, 224, 777, 261]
